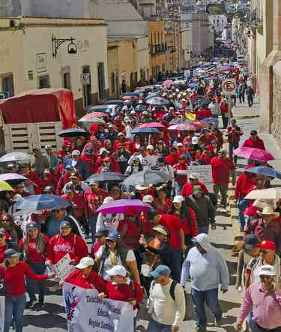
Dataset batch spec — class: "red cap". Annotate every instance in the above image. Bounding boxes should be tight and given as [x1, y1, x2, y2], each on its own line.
[258, 240, 276, 251]
[103, 157, 111, 161]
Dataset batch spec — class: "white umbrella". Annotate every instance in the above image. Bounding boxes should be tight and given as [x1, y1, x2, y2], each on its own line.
[245, 188, 281, 200]
[0, 152, 32, 163]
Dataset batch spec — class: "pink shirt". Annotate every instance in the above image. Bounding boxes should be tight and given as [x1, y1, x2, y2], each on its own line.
[237, 283, 281, 329]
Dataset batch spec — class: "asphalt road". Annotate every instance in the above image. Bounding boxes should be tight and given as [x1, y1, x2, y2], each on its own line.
[22, 101, 264, 332]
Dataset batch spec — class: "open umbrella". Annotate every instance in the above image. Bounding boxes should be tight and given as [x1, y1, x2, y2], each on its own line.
[86, 172, 126, 183]
[137, 122, 165, 129]
[188, 82, 199, 88]
[131, 127, 160, 135]
[80, 112, 108, 118]
[78, 114, 106, 124]
[0, 181, 13, 191]
[96, 199, 152, 214]
[0, 173, 27, 185]
[145, 92, 160, 101]
[168, 121, 203, 131]
[0, 152, 32, 163]
[201, 117, 219, 126]
[163, 79, 174, 87]
[234, 147, 274, 162]
[122, 170, 172, 186]
[14, 194, 71, 211]
[58, 128, 90, 138]
[146, 97, 169, 106]
[245, 188, 281, 200]
[245, 166, 281, 179]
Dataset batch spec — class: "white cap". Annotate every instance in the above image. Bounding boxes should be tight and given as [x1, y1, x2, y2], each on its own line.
[106, 265, 127, 277]
[75, 257, 95, 269]
[72, 150, 80, 156]
[259, 264, 276, 276]
[143, 195, 154, 204]
[99, 148, 109, 155]
[108, 123, 114, 128]
[173, 195, 185, 203]
[131, 110, 136, 114]
[103, 196, 114, 204]
[147, 145, 154, 150]
[189, 173, 199, 180]
[176, 143, 183, 147]
[192, 137, 199, 145]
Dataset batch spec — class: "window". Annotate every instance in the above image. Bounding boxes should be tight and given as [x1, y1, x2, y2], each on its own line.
[82, 66, 92, 107]
[38, 75, 50, 89]
[63, 73, 71, 90]
[97, 62, 105, 100]
[2, 75, 14, 97]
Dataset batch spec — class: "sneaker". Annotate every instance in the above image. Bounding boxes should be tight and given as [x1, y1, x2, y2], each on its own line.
[193, 326, 207, 332]
[39, 296, 44, 305]
[215, 317, 222, 327]
[26, 300, 37, 309]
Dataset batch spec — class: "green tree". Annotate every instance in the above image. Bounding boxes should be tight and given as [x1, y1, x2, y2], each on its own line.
[208, 5, 225, 15]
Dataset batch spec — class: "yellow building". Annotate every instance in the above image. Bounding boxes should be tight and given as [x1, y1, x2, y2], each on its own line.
[147, 21, 167, 80]
[107, 36, 149, 97]
[0, 17, 108, 116]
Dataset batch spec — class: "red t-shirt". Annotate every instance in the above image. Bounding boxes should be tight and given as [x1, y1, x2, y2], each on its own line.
[211, 156, 235, 184]
[64, 269, 106, 292]
[0, 243, 8, 264]
[19, 235, 49, 264]
[181, 182, 209, 196]
[159, 214, 184, 250]
[0, 261, 49, 297]
[117, 219, 143, 250]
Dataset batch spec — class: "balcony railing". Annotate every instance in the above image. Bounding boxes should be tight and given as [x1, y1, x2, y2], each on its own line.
[149, 43, 168, 56]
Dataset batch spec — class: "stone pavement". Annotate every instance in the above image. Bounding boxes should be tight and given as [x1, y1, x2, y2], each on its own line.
[22, 100, 281, 332]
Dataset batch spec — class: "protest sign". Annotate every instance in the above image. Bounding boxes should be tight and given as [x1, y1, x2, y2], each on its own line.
[54, 254, 74, 280]
[63, 282, 134, 332]
[186, 165, 213, 192]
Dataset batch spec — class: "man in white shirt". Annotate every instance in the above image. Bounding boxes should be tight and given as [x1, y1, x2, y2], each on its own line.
[147, 265, 186, 332]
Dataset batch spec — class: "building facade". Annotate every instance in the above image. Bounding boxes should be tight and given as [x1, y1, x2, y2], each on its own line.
[0, 17, 108, 116]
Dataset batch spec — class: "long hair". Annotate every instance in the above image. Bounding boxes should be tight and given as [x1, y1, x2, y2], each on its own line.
[23, 230, 47, 256]
[0, 214, 19, 241]
[171, 201, 192, 227]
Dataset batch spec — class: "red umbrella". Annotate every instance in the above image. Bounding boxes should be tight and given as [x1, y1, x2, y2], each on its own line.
[168, 121, 204, 131]
[234, 147, 274, 162]
[163, 79, 174, 87]
[82, 112, 109, 118]
[137, 122, 165, 129]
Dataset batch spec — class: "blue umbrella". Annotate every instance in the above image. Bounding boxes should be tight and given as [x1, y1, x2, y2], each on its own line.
[146, 97, 169, 106]
[131, 127, 160, 135]
[14, 194, 71, 211]
[188, 83, 198, 88]
[201, 117, 219, 126]
[145, 92, 160, 101]
[245, 166, 281, 179]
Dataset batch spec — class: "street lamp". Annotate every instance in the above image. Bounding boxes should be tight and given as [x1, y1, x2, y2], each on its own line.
[52, 35, 77, 58]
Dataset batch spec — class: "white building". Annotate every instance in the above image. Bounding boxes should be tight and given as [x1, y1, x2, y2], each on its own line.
[209, 15, 228, 33]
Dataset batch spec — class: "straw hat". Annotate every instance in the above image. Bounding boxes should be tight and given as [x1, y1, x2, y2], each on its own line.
[257, 206, 280, 217]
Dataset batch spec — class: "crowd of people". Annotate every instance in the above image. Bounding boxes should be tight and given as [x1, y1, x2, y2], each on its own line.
[0, 56, 280, 332]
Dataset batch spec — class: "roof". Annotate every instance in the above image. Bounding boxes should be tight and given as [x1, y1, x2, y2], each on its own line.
[93, 2, 144, 21]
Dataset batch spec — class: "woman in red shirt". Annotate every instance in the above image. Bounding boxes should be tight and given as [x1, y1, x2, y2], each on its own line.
[18, 222, 49, 308]
[0, 228, 15, 264]
[153, 188, 173, 214]
[0, 249, 54, 332]
[63, 257, 106, 292]
[170, 196, 198, 248]
[99, 265, 143, 328]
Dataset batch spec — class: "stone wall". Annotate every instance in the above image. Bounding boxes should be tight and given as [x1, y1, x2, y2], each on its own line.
[271, 63, 281, 147]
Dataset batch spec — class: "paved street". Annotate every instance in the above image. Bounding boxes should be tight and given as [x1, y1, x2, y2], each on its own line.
[20, 100, 281, 332]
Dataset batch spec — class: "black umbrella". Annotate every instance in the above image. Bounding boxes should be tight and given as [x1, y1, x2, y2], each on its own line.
[131, 127, 160, 135]
[58, 128, 90, 138]
[86, 172, 126, 183]
[122, 170, 172, 186]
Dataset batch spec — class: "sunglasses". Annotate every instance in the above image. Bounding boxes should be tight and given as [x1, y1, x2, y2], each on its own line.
[260, 249, 270, 254]
[260, 275, 272, 279]
[2, 219, 10, 222]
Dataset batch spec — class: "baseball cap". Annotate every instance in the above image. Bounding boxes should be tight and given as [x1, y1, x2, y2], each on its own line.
[117, 132, 124, 137]
[75, 257, 95, 270]
[106, 265, 127, 277]
[4, 249, 21, 258]
[259, 264, 276, 276]
[147, 145, 154, 150]
[99, 148, 109, 155]
[244, 234, 260, 250]
[151, 265, 171, 278]
[103, 196, 114, 204]
[192, 137, 199, 145]
[69, 172, 78, 179]
[60, 221, 72, 229]
[143, 195, 154, 204]
[176, 143, 183, 147]
[45, 145, 52, 150]
[103, 157, 111, 162]
[65, 165, 74, 171]
[106, 230, 120, 242]
[250, 130, 257, 135]
[173, 195, 185, 203]
[189, 173, 199, 180]
[26, 222, 39, 231]
[179, 154, 187, 160]
[95, 228, 109, 238]
[72, 150, 80, 156]
[258, 240, 276, 252]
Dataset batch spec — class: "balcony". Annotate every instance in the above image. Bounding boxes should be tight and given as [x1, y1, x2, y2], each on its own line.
[149, 43, 168, 56]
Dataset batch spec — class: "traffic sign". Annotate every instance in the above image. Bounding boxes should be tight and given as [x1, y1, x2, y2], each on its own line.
[222, 79, 237, 95]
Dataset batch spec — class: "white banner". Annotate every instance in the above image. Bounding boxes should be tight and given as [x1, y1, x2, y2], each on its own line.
[186, 165, 213, 193]
[54, 254, 75, 280]
[63, 282, 134, 332]
[0, 296, 4, 332]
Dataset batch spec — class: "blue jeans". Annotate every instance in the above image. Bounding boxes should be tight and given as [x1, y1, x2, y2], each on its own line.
[229, 141, 239, 163]
[198, 225, 209, 234]
[147, 318, 172, 332]
[26, 262, 46, 301]
[169, 249, 182, 283]
[5, 294, 26, 332]
[221, 113, 229, 129]
[191, 288, 222, 328]
[89, 213, 98, 241]
[238, 198, 249, 229]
